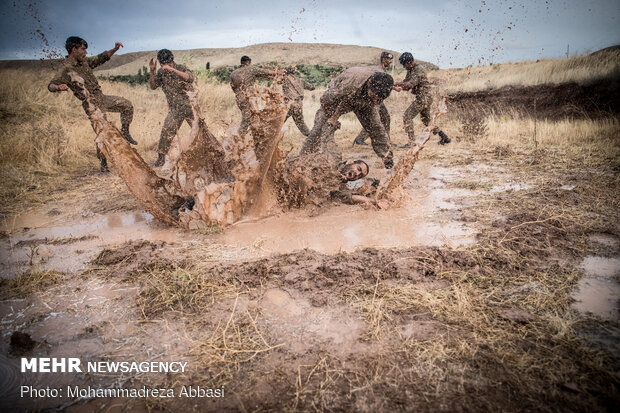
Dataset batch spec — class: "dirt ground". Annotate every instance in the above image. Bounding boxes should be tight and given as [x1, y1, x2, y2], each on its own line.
[1, 141, 619, 412]
[448, 78, 620, 120]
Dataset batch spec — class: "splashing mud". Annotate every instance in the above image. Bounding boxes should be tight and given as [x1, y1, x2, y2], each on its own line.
[376, 98, 448, 202]
[69, 71, 288, 229]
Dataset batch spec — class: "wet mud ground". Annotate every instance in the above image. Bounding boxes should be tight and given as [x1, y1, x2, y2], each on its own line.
[1, 143, 619, 412]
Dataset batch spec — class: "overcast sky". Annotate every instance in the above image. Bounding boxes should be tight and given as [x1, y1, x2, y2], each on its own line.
[0, 0, 618, 68]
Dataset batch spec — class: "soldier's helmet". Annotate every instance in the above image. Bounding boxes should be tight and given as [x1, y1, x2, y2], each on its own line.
[284, 66, 295, 74]
[380, 51, 393, 60]
[157, 49, 174, 64]
[399, 52, 414, 65]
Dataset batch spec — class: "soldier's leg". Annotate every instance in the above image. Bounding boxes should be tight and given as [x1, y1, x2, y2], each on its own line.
[404, 100, 422, 142]
[354, 106, 393, 168]
[236, 95, 251, 135]
[96, 145, 109, 173]
[159, 111, 184, 152]
[420, 101, 450, 145]
[101, 95, 137, 144]
[353, 102, 390, 146]
[300, 108, 328, 155]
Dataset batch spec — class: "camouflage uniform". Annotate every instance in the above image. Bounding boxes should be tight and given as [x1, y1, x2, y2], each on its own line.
[152, 64, 195, 156]
[49, 52, 134, 163]
[282, 74, 315, 136]
[300, 67, 393, 166]
[402, 64, 439, 140]
[230, 65, 273, 135]
[354, 65, 391, 145]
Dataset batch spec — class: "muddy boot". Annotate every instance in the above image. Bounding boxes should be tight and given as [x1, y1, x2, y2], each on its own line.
[121, 125, 138, 145]
[438, 130, 451, 145]
[353, 136, 369, 146]
[100, 156, 110, 173]
[152, 153, 165, 167]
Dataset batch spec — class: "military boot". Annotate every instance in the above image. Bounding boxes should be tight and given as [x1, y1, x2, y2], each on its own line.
[152, 153, 165, 167]
[352, 136, 369, 146]
[121, 125, 138, 145]
[438, 130, 451, 145]
[100, 156, 110, 173]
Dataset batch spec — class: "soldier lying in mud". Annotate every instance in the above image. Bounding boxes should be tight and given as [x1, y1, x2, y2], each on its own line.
[272, 154, 388, 210]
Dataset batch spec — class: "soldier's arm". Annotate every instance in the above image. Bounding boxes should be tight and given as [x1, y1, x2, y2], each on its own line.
[87, 42, 122, 69]
[149, 58, 158, 90]
[104, 42, 123, 58]
[161, 64, 192, 82]
[48, 69, 69, 92]
[394, 81, 414, 91]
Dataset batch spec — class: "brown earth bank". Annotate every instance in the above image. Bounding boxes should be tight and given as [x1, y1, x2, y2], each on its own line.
[447, 76, 620, 120]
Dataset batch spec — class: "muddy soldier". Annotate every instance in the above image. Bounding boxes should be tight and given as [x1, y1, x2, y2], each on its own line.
[353, 51, 394, 147]
[230, 56, 277, 135]
[149, 49, 195, 167]
[282, 66, 315, 136]
[397, 52, 450, 148]
[300, 67, 395, 169]
[48, 36, 136, 173]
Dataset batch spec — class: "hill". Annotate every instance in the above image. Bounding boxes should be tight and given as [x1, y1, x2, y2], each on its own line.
[0, 42, 438, 74]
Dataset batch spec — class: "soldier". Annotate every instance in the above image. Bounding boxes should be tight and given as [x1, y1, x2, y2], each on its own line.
[299, 67, 395, 169]
[282, 66, 315, 136]
[397, 52, 450, 148]
[149, 49, 195, 167]
[48, 36, 136, 173]
[352, 51, 394, 147]
[230, 56, 277, 135]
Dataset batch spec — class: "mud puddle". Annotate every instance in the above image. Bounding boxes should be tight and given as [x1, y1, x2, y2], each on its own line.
[0, 211, 183, 278]
[572, 256, 620, 320]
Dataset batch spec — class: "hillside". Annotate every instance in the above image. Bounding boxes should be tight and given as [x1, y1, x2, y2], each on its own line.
[0, 42, 437, 75]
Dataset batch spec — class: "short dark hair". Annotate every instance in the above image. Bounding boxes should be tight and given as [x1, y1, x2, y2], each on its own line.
[353, 159, 370, 175]
[157, 49, 174, 64]
[65, 36, 87, 54]
[240, 55, 251, 64]
[399, 52, 414, 65]
[368, 72, 394, 100]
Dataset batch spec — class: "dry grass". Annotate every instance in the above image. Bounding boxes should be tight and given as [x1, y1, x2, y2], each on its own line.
[432, 48, 620, 93]
[0, 269, 63, 299]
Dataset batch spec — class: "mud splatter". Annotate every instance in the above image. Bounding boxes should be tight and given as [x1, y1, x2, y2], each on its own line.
[70, 70, 288, 228]
[376, 98, 448, 202]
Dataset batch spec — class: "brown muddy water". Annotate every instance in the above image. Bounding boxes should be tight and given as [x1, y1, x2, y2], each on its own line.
[0, 161, 476, 278]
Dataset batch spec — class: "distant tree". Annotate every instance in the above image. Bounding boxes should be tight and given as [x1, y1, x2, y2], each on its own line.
[206, 62, 210, 70]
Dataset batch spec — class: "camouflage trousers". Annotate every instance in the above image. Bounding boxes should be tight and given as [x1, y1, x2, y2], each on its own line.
[235, 93, 251, 136]
[300, 104, 392, 164]
[284, 99, 311, 137]
[355, 101, 390, 143]
[86, 94, 134, 164]
[158, 108, 194, 155]
[404, 94, 440, 141]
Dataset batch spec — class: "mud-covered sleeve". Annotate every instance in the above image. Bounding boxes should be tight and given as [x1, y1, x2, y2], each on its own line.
[179, 65, 194, 83]
[87, 52, 111, 69]
[255, 66, 274, 79]
[49, 67, 68, 86]
[330, 188, 354, 204]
